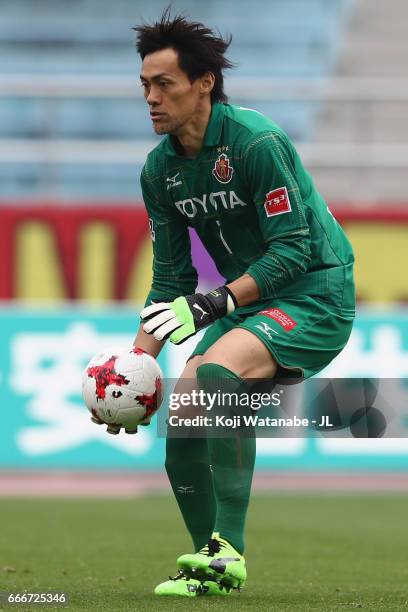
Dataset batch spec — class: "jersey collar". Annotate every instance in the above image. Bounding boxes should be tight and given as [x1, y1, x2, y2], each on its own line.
[203, 102, 225, 147]
[161, 102, 225, 157]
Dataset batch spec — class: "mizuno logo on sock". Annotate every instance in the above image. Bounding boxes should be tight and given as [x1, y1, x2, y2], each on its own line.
[177, 485, 195, 493]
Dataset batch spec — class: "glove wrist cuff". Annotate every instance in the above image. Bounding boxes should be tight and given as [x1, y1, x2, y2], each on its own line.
[205, 285, 237, 318]
[223, 286, 238, 314]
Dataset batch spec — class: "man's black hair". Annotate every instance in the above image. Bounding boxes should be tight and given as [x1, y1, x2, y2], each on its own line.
[133, 8, 234, 103]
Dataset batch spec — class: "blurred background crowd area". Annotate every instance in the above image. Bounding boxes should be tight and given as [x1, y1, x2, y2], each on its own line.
[1, 0, 408, 480]
[1, 0, 407, 304]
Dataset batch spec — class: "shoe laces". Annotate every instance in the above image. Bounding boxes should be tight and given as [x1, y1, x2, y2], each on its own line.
[169, 570, 187, 581]
[200, 537, 226, 557]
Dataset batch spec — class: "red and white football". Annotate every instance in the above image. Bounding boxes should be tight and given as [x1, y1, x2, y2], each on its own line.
[82, 346, 163, 434]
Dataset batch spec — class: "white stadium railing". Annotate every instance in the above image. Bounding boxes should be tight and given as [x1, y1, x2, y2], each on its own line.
[2, 140, 408, 169]
[1, 76, 408, 169]
[1, 75, 408, 100]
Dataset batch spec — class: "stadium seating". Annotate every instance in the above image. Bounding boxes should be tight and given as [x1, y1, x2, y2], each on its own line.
[0, 0, 355, 198]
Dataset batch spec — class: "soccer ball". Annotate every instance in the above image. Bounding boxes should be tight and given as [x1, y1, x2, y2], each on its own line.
[82, 346, 163, 435]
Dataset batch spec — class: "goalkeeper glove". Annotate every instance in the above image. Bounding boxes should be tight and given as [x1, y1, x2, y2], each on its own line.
[140, 286, 237, 344]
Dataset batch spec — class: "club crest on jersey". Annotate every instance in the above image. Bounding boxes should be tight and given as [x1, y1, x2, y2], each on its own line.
[264, 187, 291, 217]
[212, 153, 234, 184]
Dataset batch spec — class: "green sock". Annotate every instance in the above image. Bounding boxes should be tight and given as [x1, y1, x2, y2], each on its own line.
[196, 363, 256, 555]
[165, 436, 215, 552]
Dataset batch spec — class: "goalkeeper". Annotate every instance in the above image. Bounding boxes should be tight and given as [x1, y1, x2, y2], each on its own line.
[133, 10, 355, 598]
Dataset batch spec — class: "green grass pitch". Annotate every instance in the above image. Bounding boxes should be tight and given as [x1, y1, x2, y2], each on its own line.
[1, 494, 408, 611]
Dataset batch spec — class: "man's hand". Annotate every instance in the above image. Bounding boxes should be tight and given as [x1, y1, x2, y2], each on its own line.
[140, 286, 237, 344]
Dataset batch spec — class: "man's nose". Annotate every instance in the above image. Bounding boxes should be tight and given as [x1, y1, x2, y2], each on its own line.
[147, 86, 160, 105]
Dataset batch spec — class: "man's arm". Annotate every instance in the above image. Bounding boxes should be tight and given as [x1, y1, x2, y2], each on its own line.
[136, 163, 198, 353]
[140, 130, 312, 346]
[133, 325, 165, 358]
[138, 162, 261, 346]
[242, 131, 311, 299]
[226, 273, 260, 307]
[140, 131, 311, 345]
[141, 166, 198, 304]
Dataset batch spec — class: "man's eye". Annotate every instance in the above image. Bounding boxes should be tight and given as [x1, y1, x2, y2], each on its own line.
[159, 82, 168, 87]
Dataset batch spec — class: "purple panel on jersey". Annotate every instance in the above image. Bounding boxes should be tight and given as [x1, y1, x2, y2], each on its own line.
[189, 228, 224, 291]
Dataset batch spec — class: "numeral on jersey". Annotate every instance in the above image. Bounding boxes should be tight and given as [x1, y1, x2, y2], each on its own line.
[216, 220, 232, 254]
[148, 218, 155, 242]
[326, 205, 337, 223]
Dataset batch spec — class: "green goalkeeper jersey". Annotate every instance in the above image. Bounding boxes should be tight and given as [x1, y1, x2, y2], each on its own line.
[141, 102, 354, 310]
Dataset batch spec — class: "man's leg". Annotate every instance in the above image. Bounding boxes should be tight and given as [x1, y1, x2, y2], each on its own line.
[165, 355, 216, 552]
[195, 362, 255, 555]
[157, 355, 232, 596]
[199, 328, 278, 552]
[177, 329, 277, 587]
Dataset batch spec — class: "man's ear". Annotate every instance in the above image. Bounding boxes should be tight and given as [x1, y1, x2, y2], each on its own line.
[200, 72, 215, 96]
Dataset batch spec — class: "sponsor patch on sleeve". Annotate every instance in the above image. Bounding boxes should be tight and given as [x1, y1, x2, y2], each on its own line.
[259, 308, 297, 331]
[264, 187, 291, 217]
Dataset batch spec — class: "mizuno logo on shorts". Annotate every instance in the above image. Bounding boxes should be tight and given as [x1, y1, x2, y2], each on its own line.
[255, 322, 279, 339]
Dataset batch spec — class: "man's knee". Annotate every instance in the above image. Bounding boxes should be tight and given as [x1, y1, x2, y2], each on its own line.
[201, 329, 278, 379]
[174, 355, 203, 391]
[196, 362, 247, 416]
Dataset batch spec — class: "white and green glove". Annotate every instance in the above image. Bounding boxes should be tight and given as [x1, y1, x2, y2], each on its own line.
[140, 286, 237, 344]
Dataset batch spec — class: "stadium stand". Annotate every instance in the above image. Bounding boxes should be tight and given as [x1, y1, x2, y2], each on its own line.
[315, 0, 408, 201]
[0, 0, 355, 198]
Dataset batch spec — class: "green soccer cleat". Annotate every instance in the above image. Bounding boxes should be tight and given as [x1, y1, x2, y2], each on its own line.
[154, 570, 231, 597]
[177, 532, 246, 590]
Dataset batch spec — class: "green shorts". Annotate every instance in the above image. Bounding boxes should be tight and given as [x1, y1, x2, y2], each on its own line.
[190, 295, 355, 379]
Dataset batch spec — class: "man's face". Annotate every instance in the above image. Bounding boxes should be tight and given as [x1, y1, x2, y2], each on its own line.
[140, 47, 203, 135]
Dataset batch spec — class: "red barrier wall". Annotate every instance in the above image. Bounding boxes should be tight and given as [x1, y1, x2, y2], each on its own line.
[0, 202, 407, 303]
